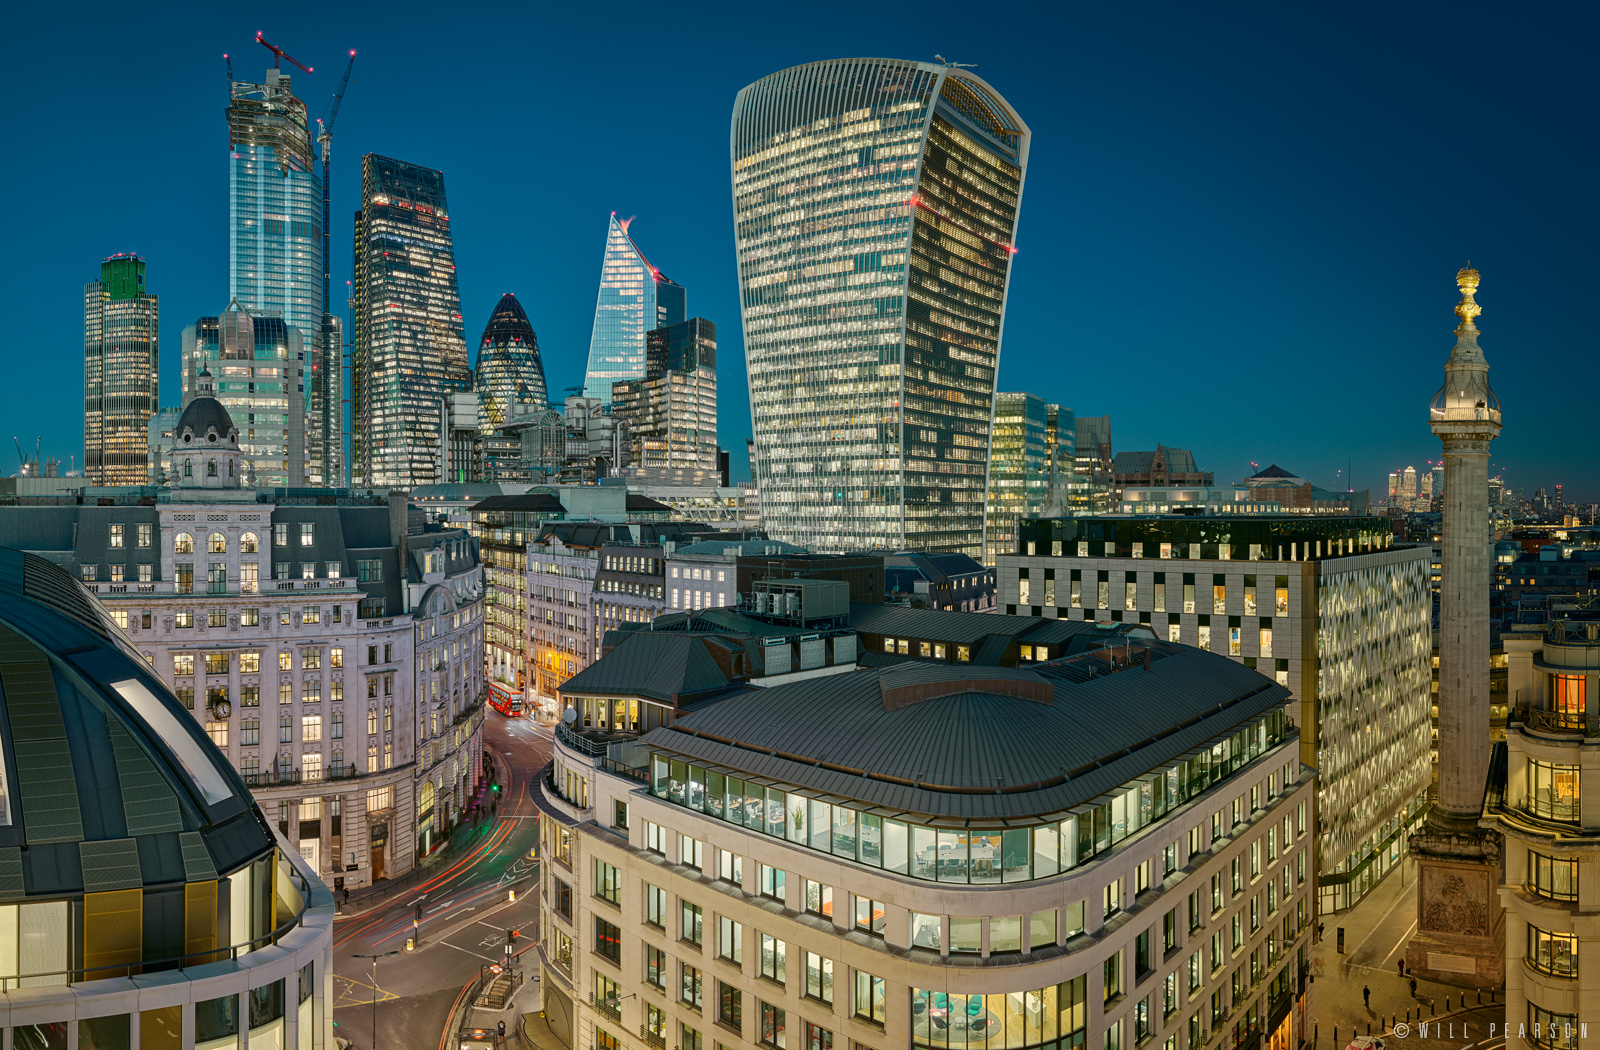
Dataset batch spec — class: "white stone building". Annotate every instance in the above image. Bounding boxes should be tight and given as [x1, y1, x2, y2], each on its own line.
[997, 516, 1432, 915]
[1, 389, 488, 891]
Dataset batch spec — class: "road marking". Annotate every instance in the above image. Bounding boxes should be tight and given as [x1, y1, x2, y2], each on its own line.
[436, 940, 500, 963]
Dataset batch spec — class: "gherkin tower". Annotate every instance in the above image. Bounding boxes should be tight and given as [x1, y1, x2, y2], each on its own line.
[475, 293, 548, 426]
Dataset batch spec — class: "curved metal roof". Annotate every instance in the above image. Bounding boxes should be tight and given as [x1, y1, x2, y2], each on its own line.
[0, 549, 274, 897]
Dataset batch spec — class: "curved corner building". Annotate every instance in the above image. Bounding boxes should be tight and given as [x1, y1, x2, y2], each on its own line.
[0, 548, 333, 1042]
[732, 59, 1030, 555]
[477, 293, 549, 426]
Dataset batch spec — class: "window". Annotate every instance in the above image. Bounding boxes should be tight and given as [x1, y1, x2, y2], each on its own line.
[175, 532, 194, 554]
[1104, 879, 1121, 919]
[302, 715, 321, 742]
[173, 654, 194, 676]
[854, 896, 885, 935]
[804, 952, 833, 1002]
[718, 850, 743, 885]
[682, 962, 703, 1008]
[853, 971, 885, 1025]
[1530, 851, 1579, 901]
[1529, 760, 1581, 821]
[208, 532, 227, 554]
[280, 714, 292, 743]
[643, 945, 666, 990]
[204, 653, 229, 675]
[681, 901, 703, 945]
[303, 604, 320, 623]
[357, 559, 382, 582]
[645, 884, 666, 927]
[594, 859, 620, 904]
[239, 651, 260, 674]
[595, 917, 621, 962]
[176, 686, 194, 709]
[992, 915, 1022, 953]
[329, 646, 343, 669]
[803, 1023, 832, 1050]
[680, 833, 704, 870]
[645, 1005, 666, 1045]
[331, 711, 342, 739]
[718, 916, 744, 964]
[950, 916, 981, 954]
[758, 864, 785, 901]
[239, 531, 257, 553]
[718, 983, 742, 1029]
[803, 880, 831, 918]
[327, 561, 342, 579]
[1104, 951, 1122, 1002]
[205, 720, 228, 747]
[137, 523, 152, 547]
[241, 607, 259, 626]
[758, 1001, 786, 1048]
[273, 523, 288, 547]
[175, 563, 193, 594]
[759, 934, 786, 983]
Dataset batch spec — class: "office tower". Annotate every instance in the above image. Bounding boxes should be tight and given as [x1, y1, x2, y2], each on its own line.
[581, 214, 684, 404]
[983, 392, 1048, 565]
[146, 406, 180, 484]
[1044, 403, 1075, 509]
[227, 64, 326, 482]
[1419, 470, 1433, 499]
[182, 300, 306, 487]
[83, 254, 159, 485]
[612, 318, 719, 481]
[1554, 483, 1564, 507]
[352, 154, 472, 487]
[1388, 471, 1401, 500]
[1431, 463, 1445, 500]
[475, 293, 548, 427]
[1408, 266, 1504, 984]
[1070, 415, 1113, 514]
[1001, 515, 1430, 914]
[1403, 464, 1418, 499]
[733, 60, 1030, 555]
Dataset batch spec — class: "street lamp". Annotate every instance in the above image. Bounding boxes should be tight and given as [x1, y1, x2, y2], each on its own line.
[352, 950, 400, 1050]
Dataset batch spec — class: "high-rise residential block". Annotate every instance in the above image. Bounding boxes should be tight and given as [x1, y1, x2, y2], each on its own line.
[227, 65, 328, 484]
[582, 214, 684, 404]
[612, 318, 719, 482]
[352, 154, 472, 487]
[732, 59, 1030, 556]
[1000, 515, 1433, 914]
[983, 392, 1049, 566]
[476, 293, 548, 427]
[181, 300, 305, 487]
[84, 254, 159, 485]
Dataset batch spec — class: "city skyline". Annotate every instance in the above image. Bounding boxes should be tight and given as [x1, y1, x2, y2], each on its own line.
[10, 4, 1598, 496]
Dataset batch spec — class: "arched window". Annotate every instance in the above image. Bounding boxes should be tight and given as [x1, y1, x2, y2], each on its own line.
[183, 459, 193, 478]
[228, 461, 235, 478]
[207, 459, 217, 477]
[175, 532, 194, 554]
[240, 532, 259, 554]
[208, 532, 227, 554]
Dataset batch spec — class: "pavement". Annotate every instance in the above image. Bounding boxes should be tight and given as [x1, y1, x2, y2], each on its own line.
[1310, 857, 1507, 1050]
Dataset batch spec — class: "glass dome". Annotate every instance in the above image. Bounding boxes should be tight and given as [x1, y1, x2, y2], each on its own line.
[1429, 373, 1501, 424]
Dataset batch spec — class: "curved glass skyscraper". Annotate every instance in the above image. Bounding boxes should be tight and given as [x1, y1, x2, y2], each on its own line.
[732, 59, 1029, 556]
[581, 214, 685, 404]
[476, 293, 548, 426]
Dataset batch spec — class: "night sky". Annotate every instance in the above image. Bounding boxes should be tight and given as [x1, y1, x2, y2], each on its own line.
[6, 1, 1594, 496]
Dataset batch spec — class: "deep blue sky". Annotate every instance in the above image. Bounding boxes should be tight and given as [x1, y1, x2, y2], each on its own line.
[5, 1, 1594, 495]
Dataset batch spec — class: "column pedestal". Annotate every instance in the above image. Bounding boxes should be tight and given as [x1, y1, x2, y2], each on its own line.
[1405, 815, 1504, 988]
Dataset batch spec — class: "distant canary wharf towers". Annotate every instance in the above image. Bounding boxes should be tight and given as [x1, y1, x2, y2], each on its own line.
[581, 214, 685, 405]
[732, 59, 1030, 555]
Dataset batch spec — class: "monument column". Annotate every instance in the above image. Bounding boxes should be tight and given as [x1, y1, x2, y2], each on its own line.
[1406, 266, 1505, 987]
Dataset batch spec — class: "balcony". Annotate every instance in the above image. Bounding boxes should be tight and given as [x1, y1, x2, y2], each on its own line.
[588, 992, 621, 1023]
[1510, 703, 1589, 737]
[241, 765, 372, 787]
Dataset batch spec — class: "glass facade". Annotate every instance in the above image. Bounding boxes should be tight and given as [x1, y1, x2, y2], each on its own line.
[475, 293, 548, 427]
[732, 59, 1030, 556]
[582, 214, 685, 404]
[612, 318, 719, 479]
[649, 709, 1292, 886]
[985, 393, 1049, 566]
[84, 255, 159, 486]
[226, 68, 326, 484]
[912, 981, 1086, 1050]
[352, 154, 472, 487]
[181, 302, 305, 487]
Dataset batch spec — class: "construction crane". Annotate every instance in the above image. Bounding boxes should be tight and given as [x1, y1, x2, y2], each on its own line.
[256, 31, 313, 73]
[224, 53, 234, 85]
[317, 50, 356, 487]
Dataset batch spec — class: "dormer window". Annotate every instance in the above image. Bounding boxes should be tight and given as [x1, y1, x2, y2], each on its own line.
[183, 433, 192, 444]
[208, 430, 218, 443]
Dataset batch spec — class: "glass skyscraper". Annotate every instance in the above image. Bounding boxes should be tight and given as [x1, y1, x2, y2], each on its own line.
[83, 254, 159, 486]
[581, 214, 685, 404]
[352, 154, 472, 487]
[732, 60, 1030, 556]
[984, 392, 1049, 565]
[612, 318, 720, 481]
[475, 293, 548, 426]
[226, 66, 327, 483]
[181, 300, 305, 487]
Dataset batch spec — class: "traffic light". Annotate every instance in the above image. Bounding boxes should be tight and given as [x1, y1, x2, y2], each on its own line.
[492, 783, 501, 793]
[506, 928, 519, 944]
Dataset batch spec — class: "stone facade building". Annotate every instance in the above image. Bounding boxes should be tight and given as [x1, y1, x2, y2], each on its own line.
[0, 389, 487, 890]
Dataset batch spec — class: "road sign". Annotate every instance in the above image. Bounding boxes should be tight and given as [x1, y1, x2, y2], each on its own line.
[489, 964, 502, 974]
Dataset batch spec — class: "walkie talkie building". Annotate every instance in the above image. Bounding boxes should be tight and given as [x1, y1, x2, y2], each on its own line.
[732, 59, 1030, 555]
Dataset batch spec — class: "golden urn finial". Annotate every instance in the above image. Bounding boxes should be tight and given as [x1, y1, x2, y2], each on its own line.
[1454, 264, 1481, 330]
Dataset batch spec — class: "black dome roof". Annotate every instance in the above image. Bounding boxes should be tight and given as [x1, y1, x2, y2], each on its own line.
[0, 549, 273, 897]
[176, 395, 236, 439]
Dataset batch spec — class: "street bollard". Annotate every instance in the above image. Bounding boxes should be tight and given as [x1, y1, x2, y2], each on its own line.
[1431, 1000, 1436, 1016]
[405, 936, 414, 952]
[1367, 1023, 1371, 1036]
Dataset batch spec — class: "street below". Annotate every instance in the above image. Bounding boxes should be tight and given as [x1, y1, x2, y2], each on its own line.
[331, 713, 552, 1049]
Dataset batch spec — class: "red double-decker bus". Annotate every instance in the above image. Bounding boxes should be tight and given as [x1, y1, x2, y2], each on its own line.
[488, 681, 525, 717]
